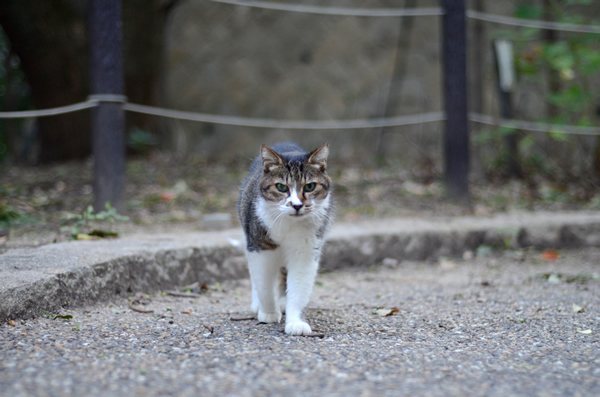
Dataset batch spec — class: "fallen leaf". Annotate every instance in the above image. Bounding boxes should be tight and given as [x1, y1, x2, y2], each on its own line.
[439, 259, 456, 270]
[572, 303, 585, 313]
[8, 320, 16, 327]
[88, 229, 118, 238]
[181, 310, 192, 315]
[75, 233, 102, 241]
[547, 274, 561, 284]
[0, 236, 7, 244]
[160, 191, 176, 201]
[53, 314, 73, 321]
[541, 249, 560, 261]
[375, 307, 399, 317]
[576, 329, 592, 335]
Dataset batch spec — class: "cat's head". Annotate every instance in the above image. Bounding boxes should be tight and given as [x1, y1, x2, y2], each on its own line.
[258, 143, 331, 218]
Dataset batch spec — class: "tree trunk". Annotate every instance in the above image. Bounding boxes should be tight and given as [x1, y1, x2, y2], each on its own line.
[0, 0, 90, 163]
[122, 0, 170, 136]
[0, 0, 174, 163]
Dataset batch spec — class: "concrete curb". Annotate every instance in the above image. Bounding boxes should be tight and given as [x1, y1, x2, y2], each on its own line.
[2, 211, 600, 320]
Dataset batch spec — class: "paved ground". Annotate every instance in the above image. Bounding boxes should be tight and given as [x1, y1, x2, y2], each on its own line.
[1, 246, 599, 396]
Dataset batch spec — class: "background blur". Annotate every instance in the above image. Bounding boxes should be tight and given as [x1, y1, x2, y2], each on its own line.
[1, 0, 600, 244]
[0, 0, 598, 174]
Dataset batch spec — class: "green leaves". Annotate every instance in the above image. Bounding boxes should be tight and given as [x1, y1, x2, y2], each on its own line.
[60, 202, 129, 240]
[514, 4, 543, 20]
[40, 310, 73, 321]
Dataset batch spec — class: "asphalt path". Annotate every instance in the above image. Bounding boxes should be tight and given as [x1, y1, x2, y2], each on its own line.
[1, 247, 599, 396]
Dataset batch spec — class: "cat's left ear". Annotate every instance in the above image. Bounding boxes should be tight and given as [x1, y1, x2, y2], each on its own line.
[308, 143, 329, 172]
[261, 145, 283, 173]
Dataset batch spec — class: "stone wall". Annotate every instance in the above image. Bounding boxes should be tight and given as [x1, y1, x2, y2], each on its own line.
[161, 0, 599, 177]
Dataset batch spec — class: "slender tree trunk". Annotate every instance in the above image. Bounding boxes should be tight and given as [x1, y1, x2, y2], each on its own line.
[0, 0, 90, 163]
[543, 0, 560, 119]
[0, 0, 175, 163]
[374, 0, 417, 157]
[122, 0, 171, 136]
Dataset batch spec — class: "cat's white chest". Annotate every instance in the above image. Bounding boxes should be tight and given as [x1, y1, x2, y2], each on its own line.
[256, 197, 324, 248]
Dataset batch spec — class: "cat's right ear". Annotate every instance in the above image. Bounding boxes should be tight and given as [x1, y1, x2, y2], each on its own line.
[261, 145, 283, 173]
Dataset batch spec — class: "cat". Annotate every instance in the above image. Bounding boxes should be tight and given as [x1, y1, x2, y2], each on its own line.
[238, 142, 333, 335]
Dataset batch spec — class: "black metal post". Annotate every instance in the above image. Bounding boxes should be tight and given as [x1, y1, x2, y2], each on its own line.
[442, 0, 470, 205]
[88, 0, 126, 212]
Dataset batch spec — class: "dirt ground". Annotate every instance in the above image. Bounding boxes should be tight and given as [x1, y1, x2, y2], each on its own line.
[1, 152, 599, 251]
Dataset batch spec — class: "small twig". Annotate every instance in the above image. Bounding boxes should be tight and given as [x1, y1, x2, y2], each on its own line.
[230, 316, 256, 321]
[203, 324, 214, 334]
[128, 293, 153, 313]
[129, 300, 153, 313]
[165, 290, 204, 298]
[302, 332, 325, 338]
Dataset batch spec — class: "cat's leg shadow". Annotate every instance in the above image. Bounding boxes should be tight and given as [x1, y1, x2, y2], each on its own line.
[251, 282, 259, 314]
[278, 296, 287, 314]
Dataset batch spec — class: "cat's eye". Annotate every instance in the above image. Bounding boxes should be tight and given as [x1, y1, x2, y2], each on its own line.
[276, 183, 289, 192]
[304, 183, 316, 192]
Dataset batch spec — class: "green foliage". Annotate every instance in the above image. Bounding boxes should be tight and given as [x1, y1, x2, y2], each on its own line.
[60, 202, 129, 239]
[0, 201, 20, 226]
[0, 200, 37, 230]
[127, 128, 158, 154]
[511, 2, 600, 126]
[0, 27, 32, 163]
[40, 310, 73, 321]
[479, 1, 600, 179]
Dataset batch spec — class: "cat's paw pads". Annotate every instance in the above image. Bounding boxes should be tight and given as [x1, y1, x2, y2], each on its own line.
[285, 321, 312, 335]
[258, 310, 281, 323]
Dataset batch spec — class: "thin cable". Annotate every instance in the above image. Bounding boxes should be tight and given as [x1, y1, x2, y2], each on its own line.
[2, 100, 597, 136]
[123, 103, 445, 129]
[0, 101, 98, 119]
[467, 10, 600, 34]
[469, 113, 600, 136]
[211, 0, 443, 17]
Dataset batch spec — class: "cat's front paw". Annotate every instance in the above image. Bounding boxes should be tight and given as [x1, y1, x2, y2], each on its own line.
[285, 321, 312, 335]
[258, 310, 281, 323]
[250, 301, 259, 314]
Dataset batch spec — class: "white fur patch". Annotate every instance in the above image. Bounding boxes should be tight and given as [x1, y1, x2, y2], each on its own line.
[250, 193, 330, 335]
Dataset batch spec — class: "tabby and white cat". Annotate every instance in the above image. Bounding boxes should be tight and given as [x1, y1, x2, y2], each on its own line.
[238, 142, 333, 335]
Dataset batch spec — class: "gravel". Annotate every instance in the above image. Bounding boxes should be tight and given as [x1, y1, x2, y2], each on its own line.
[2, 247, 599, 396]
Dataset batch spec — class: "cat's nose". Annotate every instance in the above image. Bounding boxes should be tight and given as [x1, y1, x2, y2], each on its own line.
[292, 203, 303, 211]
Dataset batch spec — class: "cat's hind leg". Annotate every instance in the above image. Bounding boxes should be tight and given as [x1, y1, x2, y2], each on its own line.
[247, 250, 282, 323]
[278, 267, 287, 313]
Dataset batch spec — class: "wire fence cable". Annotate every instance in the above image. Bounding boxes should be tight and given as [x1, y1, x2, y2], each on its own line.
[211, 1, 600, 34]
[469, 113, 600, 136]
[467, 10, 600, 34]
[1, 99, 599, 136]
[123, 103, 445, 129]
[211, 0, 443, 17]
